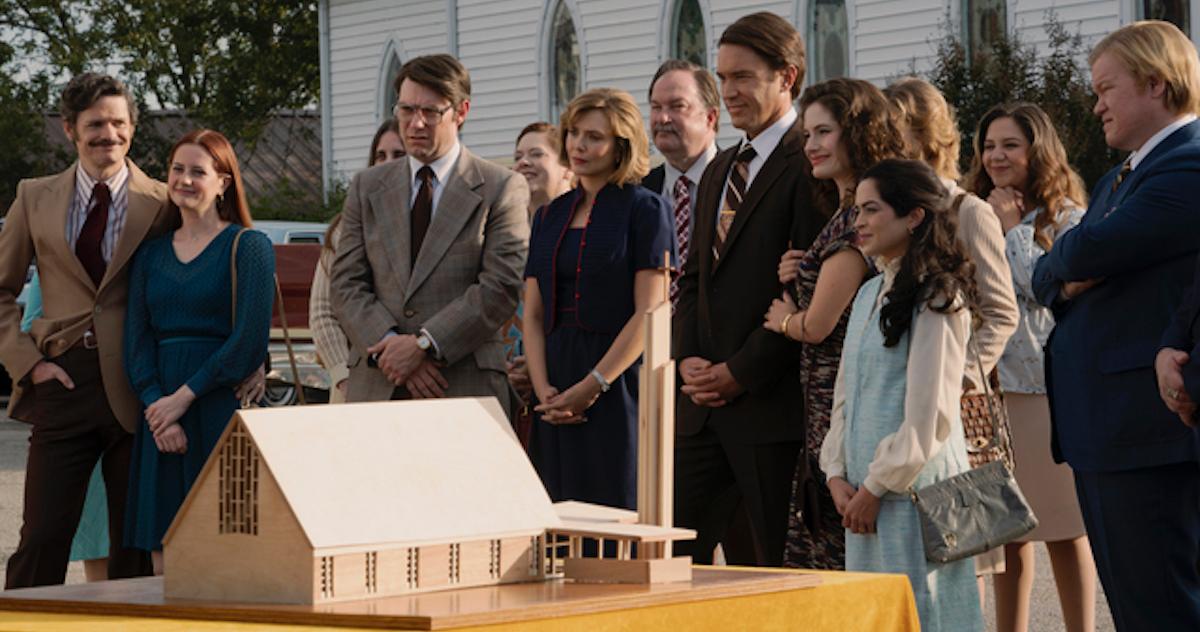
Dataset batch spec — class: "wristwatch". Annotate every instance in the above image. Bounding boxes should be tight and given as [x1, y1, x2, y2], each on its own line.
[415, 333, 433, 354]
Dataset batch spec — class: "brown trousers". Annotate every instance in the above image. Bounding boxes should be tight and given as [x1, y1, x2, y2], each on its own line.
[4, 347, 151, 588]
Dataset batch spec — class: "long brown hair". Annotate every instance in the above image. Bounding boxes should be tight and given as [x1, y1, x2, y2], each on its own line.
[966, 102, 1087, 251]
[799, 78, 906, 212]
[167, 129, 252, 227]
[863, 159, 976, 347]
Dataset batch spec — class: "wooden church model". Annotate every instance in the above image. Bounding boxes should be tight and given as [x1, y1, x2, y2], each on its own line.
[162, 398, 562, 604]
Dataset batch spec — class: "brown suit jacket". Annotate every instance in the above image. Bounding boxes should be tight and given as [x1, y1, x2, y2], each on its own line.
[330, 148, 530, 408]
[673, 120, 824, 444]
[0, 161, 174, 430]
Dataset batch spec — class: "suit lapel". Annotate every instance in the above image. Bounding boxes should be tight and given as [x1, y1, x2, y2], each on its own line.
[714, 123, 803, 271]
[100, 162, 158, 292]
[406, 150, 482, 296]
[367, 161, 414, 290]
[40, 164, 95, 290]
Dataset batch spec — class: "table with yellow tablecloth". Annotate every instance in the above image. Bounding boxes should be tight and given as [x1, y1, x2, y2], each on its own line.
[0, 567, 918, 631]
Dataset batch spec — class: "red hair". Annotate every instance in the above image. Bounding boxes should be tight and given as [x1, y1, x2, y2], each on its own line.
[167, 129, 253, 227]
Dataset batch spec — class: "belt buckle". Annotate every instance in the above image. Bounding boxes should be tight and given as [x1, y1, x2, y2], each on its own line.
[82, 330, 98, 349]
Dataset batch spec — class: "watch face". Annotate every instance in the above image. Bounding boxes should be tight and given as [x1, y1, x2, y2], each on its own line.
[417, 336, 431, 350]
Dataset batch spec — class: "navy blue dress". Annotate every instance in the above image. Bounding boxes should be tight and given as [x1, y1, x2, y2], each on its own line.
[525, 184, 675, 510]
[123, 225, 274, 550]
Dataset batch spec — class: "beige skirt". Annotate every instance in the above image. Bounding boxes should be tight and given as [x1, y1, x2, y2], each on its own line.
[1005, 392, 1086, 542]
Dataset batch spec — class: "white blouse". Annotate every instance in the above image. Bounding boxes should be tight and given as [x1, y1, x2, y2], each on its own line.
[998, 205, 1084, 394]
[820, 259, 971, 497]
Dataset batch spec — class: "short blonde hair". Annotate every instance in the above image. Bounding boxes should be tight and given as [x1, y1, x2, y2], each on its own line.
[884, 77, 962, 181]
[1090, 20, 1200, 116]
[559, 88, 650, 186]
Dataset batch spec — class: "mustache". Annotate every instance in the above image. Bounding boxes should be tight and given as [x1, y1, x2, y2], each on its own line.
[652, 123, 678, 136]
[89, 139, 122, 147]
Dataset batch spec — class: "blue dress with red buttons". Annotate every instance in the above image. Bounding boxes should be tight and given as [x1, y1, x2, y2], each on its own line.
[524, 183, 676, 510]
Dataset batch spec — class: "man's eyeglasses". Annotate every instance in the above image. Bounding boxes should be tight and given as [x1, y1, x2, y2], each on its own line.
[393, 102, 454, 124]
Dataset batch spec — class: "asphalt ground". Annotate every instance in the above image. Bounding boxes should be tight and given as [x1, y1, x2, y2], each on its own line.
[0, 402, 1114, 630]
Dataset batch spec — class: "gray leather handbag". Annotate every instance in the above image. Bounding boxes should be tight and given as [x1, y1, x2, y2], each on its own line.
[910, 337, 1038, 564]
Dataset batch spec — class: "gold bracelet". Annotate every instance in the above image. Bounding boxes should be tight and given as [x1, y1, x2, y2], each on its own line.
[780, 312, 794, 341]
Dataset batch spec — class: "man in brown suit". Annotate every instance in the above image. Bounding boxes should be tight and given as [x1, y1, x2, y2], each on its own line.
[331, 55, 528, 410]
[673, 13, 823, 567]
[0, 74, 172, 586]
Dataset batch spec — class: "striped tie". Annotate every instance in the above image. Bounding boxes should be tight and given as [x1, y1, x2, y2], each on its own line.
[714, 145, 756, 260]
[670, 175, 691, 307]
[1111, 159, 1132, 193]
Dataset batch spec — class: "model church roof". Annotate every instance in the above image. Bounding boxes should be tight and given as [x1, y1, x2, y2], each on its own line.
[165, 398, 561, 551]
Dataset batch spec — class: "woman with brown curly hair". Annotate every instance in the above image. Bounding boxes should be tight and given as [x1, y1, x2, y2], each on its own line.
[821, 158, 982, 631]
[967, 103, 1096, 632]
[762, 77, 904, 570]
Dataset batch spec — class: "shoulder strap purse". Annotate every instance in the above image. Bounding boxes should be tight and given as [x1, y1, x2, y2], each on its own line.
[909, 334, 1037, 564]
[232, 228, 306, 406]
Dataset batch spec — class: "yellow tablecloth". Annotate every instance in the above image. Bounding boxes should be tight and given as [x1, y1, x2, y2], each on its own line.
[0, 569, 918, 631]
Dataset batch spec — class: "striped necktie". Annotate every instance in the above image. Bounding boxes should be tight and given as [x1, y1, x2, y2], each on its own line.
[1111, 159, 1132, 193]
[714, 145, 756, 260]
[670, 175, 691, 307]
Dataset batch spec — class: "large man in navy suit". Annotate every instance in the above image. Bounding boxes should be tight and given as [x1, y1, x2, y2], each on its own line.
[1033, 21, 1200, 630]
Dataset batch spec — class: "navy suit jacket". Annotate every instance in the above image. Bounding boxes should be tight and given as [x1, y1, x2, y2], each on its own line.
[1033, 120, 1200, 472]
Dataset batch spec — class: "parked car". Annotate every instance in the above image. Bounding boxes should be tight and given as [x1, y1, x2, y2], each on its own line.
[256, 220, 331, 406]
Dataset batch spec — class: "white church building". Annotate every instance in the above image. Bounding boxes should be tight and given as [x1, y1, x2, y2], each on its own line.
[315, 0, 1193, 190]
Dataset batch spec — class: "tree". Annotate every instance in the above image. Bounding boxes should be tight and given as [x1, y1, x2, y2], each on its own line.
[0, 43, 59, 209]
[924, 11, 1116, 189]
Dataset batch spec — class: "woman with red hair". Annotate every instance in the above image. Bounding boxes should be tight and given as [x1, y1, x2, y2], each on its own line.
[123, 129, 274, 573]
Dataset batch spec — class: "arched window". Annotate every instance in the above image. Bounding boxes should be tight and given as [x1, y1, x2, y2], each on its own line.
[671, 0, 706, 67]
[1138, 0, 1190, 35]
[550, 1, 582, 119]
[965, 0, 1007, 61]
[380, 50, 403, 121]
[808, 0, 848, 82]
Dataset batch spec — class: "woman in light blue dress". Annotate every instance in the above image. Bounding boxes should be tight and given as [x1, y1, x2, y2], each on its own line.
[21, 272, 109, 581]
[820, 159, 982, 632]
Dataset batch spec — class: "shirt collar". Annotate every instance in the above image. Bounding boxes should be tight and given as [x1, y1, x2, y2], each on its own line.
[740, 107, 797, 162]
[1130, 114, 1197, 170]
[408, 140, 462, 188]
[75, 161, 130, 201]
[663, 143, 717, 192]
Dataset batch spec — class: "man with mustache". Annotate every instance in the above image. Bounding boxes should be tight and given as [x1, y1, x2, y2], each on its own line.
[331, 54, 528, 409]
[0, 74, 173, 586]
[643, 59, 719, 309]
[673, 12, 822, 567]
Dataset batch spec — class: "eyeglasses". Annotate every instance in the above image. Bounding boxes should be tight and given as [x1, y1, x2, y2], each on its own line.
[393, 101, 454, 124]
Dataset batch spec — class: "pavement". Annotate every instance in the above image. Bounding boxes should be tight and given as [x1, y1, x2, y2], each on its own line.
[0, 401, 1114, 629]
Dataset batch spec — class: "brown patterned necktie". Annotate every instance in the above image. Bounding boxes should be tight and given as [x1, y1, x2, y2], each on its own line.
[714, 145, 756, 260]
[76, 182, 111, 287]
[411, 166, 434, 266]
[670, 175, 691, 306]
[1111, 159, 1132, 193]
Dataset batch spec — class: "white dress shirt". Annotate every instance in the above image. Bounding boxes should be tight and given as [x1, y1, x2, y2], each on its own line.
[717, 107, 798, 231]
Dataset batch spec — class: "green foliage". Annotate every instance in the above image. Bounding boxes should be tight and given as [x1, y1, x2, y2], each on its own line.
[924, 11, 1117, 190]
[0, 42, 59, 210]
[251, 178, 347, 223]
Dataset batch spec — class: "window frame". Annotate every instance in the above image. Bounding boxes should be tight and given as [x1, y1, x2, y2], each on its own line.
[539, 0, 587, 122]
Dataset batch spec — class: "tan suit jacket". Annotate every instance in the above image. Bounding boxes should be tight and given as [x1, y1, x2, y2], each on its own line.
[0, 162, 174, 430]
[331, 147, 529, 408]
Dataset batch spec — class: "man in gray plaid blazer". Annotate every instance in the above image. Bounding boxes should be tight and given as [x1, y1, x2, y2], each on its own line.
[331, 54, 529, 411]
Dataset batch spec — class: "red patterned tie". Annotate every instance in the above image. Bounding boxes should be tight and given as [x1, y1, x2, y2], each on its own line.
[714, 146, 756, 260]
[76, 182, 110, 287]
[670, 175, 691, 306]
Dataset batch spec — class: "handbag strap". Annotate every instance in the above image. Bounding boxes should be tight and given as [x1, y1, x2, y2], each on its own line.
[230, 227, 307, 406]
[967, 324, 1002, 448]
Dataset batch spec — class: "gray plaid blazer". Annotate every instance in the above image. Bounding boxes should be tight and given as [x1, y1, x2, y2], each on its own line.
[330, 148, 529, 408]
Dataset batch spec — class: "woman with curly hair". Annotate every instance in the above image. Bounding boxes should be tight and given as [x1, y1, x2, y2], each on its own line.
[821, 158, 982, 631]
[967, 103, 1095, 632]
[762, 77, 905, 570]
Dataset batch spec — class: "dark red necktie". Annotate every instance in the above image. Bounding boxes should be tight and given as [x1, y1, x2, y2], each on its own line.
[76, 182, 111, 287]
[411, 166, 434, 266]
[670, 175, 691, 306]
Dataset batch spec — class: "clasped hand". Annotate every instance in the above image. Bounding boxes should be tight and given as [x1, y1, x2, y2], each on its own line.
[678, 357, 743, 407]
[534, 377, 601, 424]
[829, 477, 880, 535]
[146, 386, 196, 454]
[367, 334, 427, 386]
